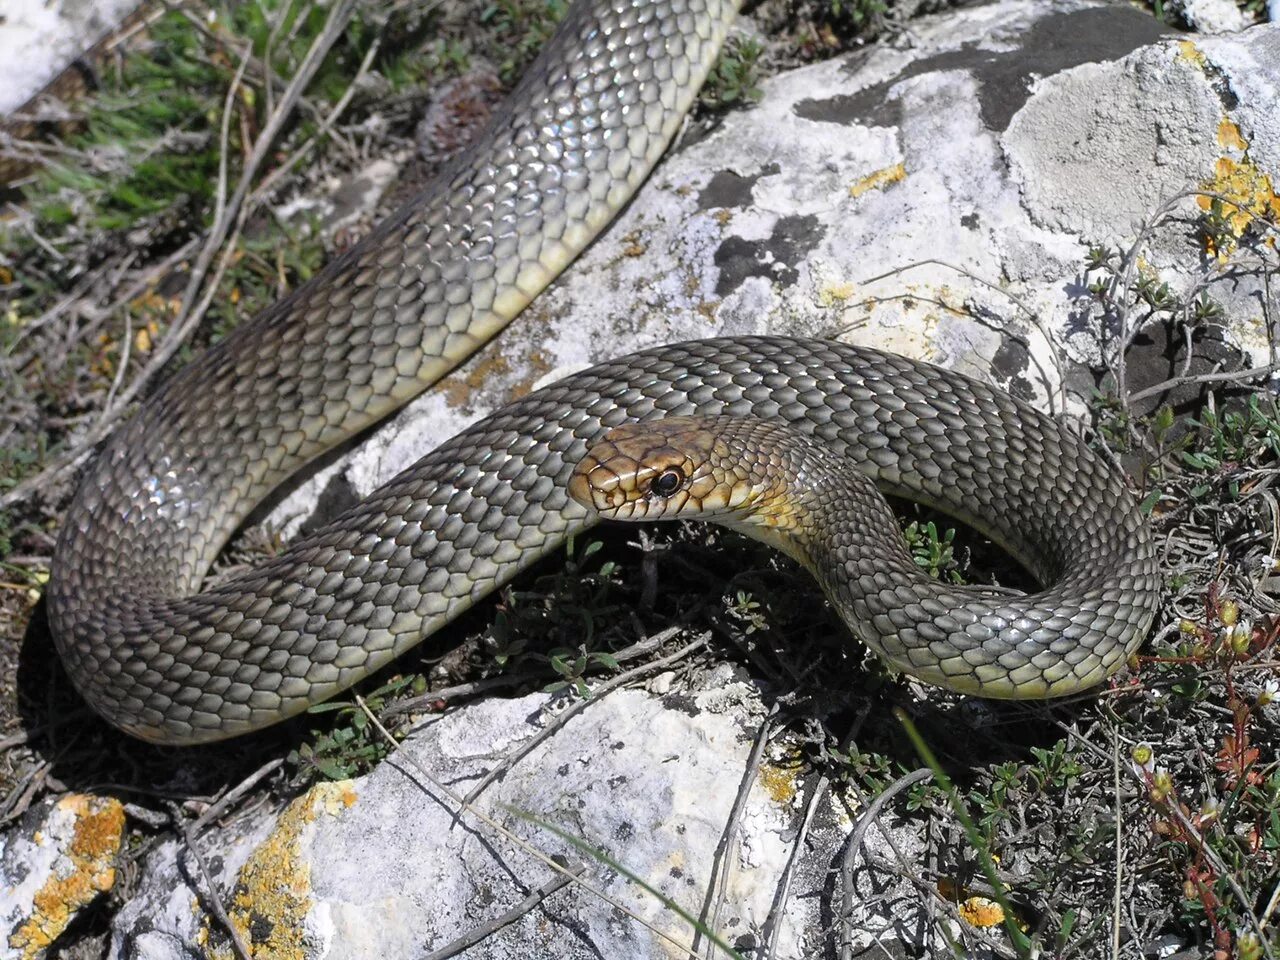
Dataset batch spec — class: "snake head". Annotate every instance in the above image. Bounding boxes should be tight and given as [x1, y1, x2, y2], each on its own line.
[568, 415, 800, 531]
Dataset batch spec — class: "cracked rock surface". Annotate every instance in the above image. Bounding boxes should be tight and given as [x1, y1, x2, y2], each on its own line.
[112, 681, 919, 960]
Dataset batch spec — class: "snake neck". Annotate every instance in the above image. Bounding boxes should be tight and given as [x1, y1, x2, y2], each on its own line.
[708, 430, 920, 585]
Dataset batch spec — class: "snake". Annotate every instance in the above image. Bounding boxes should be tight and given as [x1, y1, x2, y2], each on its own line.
[47, 0, 1161, 746]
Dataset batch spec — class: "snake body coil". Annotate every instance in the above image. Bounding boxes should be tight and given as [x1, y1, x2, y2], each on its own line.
[49, 0, 1159, 745]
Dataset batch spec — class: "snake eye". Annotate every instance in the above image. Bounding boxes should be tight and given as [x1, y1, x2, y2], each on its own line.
[649, 468, 684, 498]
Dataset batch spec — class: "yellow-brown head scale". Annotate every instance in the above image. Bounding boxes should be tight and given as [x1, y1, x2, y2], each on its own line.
[568, 415, 814, 557]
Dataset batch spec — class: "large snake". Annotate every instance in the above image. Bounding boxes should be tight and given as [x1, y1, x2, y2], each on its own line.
[49, 0, 1160, 745]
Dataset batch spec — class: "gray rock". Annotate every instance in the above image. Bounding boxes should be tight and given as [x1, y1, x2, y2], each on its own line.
[111, 683, 934, 959]
[1002, 49, 1222, 238]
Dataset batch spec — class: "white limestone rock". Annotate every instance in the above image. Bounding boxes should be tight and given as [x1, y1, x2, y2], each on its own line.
[1175, 0, 1254, 34]
[0, 0, 138, 114]
[109, 684, 927, 959]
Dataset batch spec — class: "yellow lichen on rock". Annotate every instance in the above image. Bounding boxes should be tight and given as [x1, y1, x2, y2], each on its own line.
[9, 795, 125, 960]
[818, 280, 857, 307]
[1175, 39, 1207, 69]
[849, 163, 906, 199]
[205, 781, 357, 960]
[1197, 121, 1280, 258]
[757, 762, 798, 807]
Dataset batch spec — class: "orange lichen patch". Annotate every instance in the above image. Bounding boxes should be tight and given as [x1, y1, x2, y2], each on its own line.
[506, 349, 553, 401]
[1197, 155, 1280, 258]
[958, 896, 1006, 928]
[442, 350, 511, 408]
[938, 877, 1029, 932]
[205, 781, 356, 960]
[320, 782, 359, 814]
[1218, 118, 1249, 152]
[849, 163, 906, 199]
[9, 795, 125, 960]
[758, 762, 797, 806]
[620, 229, 647, 257]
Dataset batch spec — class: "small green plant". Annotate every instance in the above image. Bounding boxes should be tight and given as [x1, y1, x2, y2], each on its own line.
[1025, 741, 1082, 791]
[824, 740, 895, 792]
[725, 588, 768, 634]
[1156, 397, 1280, 504]
[542, 645, 620, 698]
[902, 519, 963, 583]
[494, 537, 624, 658]
[486, 609, 527, 668]
[701, 36, 763, 108]
[1090, 389, 1137, 455]
[826, 0, 887, 29]
[287, 674, 424, 783]
[1193, 396, 1280, 466]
